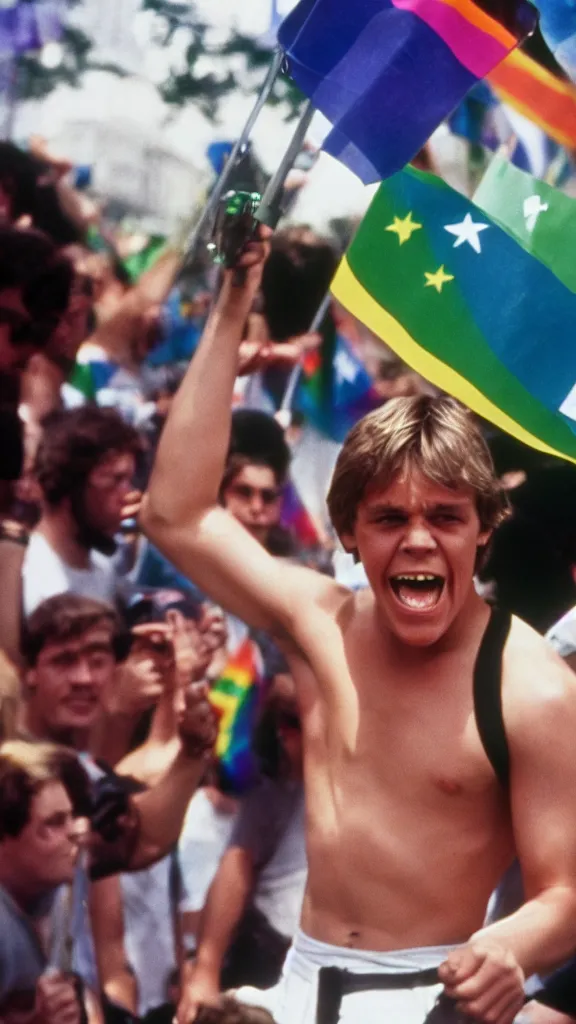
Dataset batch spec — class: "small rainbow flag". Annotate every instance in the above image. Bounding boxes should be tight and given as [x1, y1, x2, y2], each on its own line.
[209, 638, 263, 794]
[488, 48, 576, 149]
[296, 318, 381, 444]
[278, 0, 536, 183]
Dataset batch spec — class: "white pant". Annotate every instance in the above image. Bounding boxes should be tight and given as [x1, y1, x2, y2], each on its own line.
[236, 929, 464, 1024]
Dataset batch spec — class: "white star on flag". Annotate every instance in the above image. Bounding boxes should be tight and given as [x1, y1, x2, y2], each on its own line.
[523, 194, 548, 233]
[444, 213, 489, 254]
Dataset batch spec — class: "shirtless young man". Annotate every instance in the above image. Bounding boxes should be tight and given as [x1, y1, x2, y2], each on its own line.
[141, 230, 576, 1024]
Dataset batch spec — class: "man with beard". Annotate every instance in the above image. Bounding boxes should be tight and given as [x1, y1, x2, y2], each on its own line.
[22, 406, 141, 615]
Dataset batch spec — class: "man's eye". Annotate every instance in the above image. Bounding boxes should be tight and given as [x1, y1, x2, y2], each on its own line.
[376, 514, 405, 525]
[431, 513, 460, 524]
[89, 654, 110, 670]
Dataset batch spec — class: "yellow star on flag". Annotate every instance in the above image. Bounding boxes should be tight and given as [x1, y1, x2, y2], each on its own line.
[424, 265, 454, 293]
[385, 212, 422, 245]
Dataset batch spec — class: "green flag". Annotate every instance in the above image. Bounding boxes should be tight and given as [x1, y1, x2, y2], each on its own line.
[123, 236, 167, 283]
[473, 153, 576, 294]
[331, 165, 576, 464]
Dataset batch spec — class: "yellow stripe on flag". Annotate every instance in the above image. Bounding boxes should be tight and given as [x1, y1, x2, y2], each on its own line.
[331, 258, 576, 465]
[437, 0, 516, 48]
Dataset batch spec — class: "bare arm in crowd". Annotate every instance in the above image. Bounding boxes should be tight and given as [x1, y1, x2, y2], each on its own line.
[140, 228, 331, 637]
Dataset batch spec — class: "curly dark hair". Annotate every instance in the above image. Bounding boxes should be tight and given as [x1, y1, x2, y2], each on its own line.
[0, 142, 82, 245]
[35, 405, 142, 506]
[0, 226, 74, 350]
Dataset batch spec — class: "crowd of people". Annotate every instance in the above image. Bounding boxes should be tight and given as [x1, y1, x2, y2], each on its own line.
[2, 136, 576, 1024]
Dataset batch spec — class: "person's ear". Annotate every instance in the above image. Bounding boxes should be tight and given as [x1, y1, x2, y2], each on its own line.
[24, 667, 37, 693]
[478, 527, 492, 549]
[340, 531, 360, 563]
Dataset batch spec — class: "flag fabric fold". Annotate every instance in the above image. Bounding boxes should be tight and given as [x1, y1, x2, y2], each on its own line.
[529, 0, 576, 82]
[295, 317, 381, 442]
[488, 48, 576, 149]
[473, 152, 576, 294]
[331, 164, 576, 464]
[209, 638, 264, 795]
[277, 0, 536, 183]
[0, 0, 63, 55]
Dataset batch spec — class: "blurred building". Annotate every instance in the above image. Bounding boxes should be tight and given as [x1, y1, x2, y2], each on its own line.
[15, 0, 207, 231]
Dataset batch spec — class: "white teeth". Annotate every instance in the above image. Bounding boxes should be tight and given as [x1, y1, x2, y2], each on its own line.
[394, 574, 439, 582]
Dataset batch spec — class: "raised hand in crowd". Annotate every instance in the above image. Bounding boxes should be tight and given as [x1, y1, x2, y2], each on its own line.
[35, 971, 82, 1024]
[168, 608, 213, 689]
[177, 969, 220, 1024]
[199, 605, 229, 681]
[111, 628, 167, 718]
[121, 488, 143, 523]
[176, 678, 219, 760]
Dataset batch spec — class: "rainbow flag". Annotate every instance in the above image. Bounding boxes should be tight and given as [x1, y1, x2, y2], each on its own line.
[296, 318, 381, 443]
[331, 165, 576, 464]
[277, 0, 536, 183]
[209, 638, 263, 794]
[488, 48, 576, 148]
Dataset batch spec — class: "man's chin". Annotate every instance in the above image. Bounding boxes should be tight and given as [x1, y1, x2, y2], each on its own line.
[380, 590, 454, 647]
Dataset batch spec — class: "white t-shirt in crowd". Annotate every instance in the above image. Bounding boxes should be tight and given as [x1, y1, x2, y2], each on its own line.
[546, 605, 576, 659]
[253, 789, 307, 938]
[231, 778, 307, 939]
[121, 856, 179, 1015]
[178, 788, 239, 914]
[22, 532, 116, 616]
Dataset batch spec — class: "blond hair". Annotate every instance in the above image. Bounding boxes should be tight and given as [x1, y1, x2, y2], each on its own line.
[0, 739, 91, 838]
[327, 395, 509, 539]
[0, 652, 21, 743]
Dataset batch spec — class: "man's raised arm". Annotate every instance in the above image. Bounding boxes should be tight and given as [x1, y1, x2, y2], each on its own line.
[140, 229, 325, 636]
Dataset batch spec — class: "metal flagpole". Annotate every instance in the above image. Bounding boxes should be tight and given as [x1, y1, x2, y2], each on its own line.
[256, 99, 315, 228]
[182, 48, 285, 261]
[279, 291, 332, 413]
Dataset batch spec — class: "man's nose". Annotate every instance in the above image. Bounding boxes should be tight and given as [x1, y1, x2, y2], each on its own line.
[70, 816, 90, 846]
[70, 658, 93, 685]
[401, 520, 437, 552]
[249, 494, 265, 514]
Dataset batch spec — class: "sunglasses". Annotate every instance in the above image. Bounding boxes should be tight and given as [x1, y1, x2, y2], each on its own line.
[229, 483, 281, 505]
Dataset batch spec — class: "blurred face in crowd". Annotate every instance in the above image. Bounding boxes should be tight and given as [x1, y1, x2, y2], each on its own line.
[26, 624, 116, 739]
[222, 464, 282, 547]
[1, 782, 80, 892]
[0, 286, 34, 371]
[82, 450, 136, 540]
[44, 272, 94, 372]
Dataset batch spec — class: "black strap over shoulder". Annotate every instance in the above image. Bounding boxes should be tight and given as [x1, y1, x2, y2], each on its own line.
[473, 607, 512, 790]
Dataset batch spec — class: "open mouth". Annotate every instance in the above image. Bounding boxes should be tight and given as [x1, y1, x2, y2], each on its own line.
[389, 574, 445, 611]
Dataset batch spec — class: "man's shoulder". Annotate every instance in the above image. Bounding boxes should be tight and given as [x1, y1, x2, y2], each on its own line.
[503, 614, 576, 734]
